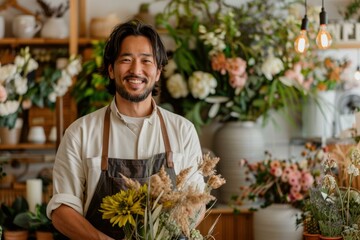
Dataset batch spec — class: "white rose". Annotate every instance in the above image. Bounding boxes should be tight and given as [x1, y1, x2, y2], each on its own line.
[0, 100, 20, 116]
[66, 58, 82, 76]
[48, 92, 57, 102]
[261, 56, 284, 80]
[188, 71, 217, 99]
[27, 58, 39, 73]
[166, 73, 188, 99]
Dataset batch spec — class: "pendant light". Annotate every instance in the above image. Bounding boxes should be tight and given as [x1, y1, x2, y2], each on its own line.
[294, 0, 309, 54]
[316, 0, 332, 49]
[355, 49, 360, 81]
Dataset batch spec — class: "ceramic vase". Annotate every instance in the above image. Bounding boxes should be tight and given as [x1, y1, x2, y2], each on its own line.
[0, 119, 23, 144]
[302, 90, 337, 139]
[40, 17, 68, 39]
[303, 232, 320, 240]
[253, 204, 303, 240]
[213, 121, 265, 204]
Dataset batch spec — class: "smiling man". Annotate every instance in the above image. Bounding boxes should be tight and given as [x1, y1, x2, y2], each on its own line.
[46, 20, 205, 240]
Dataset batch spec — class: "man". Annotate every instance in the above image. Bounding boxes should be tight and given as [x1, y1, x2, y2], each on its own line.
[46, 20, 205, 239]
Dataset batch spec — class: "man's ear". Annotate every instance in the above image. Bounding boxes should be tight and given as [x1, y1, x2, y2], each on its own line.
[108, 64, 114, 79]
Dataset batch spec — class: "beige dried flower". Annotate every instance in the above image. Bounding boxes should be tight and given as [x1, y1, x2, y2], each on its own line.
[149, 166, 172, 199]
[198, 153, 220, 177]
[207, 174, 226, 189]
[119, 173, 141, 190]
[176, 166, 192, 189]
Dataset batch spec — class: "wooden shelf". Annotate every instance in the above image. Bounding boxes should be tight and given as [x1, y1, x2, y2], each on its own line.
[0, 37, 96, 46]
[0, 142, 55, 150]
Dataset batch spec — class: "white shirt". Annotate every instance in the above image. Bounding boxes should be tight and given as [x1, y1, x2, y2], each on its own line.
[47, 99, 204, 218]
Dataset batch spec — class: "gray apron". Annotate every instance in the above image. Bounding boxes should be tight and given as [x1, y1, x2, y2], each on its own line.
[85, 106, 177, 240]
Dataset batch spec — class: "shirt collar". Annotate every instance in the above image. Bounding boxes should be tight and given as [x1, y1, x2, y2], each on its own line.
[110, 97, 158, 125]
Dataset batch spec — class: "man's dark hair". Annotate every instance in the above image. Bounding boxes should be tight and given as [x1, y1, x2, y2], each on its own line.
[103, 19, 168, 96]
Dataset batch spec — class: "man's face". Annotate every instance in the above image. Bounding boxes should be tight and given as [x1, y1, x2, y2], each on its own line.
[108, 35, 161, 103]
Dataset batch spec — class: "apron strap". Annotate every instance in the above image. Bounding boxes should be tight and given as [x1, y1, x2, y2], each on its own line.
[101, 107, 111, 171]
[157, 109, 174, 168]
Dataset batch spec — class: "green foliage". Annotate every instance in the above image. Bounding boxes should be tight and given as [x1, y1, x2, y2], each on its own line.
[342, 0, 360, 20]
[0, 196, 29, 231]
[14, 203, 54, 232]
[71, 40, 112, 117]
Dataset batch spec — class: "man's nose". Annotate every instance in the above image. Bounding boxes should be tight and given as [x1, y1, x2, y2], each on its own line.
[129, 60, 142, 74]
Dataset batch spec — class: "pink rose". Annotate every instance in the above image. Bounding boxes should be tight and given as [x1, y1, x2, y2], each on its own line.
[270, 167, 282, 177]
[22, 99, 32, 110]
[226, 57, 247, 76]
[0, 85, 7, 102]
[229, 73, 247, 88]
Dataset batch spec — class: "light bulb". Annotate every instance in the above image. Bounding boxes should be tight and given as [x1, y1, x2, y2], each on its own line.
[355, 66, 360, 81]
[316, 24, 332, 49]
[294, 30, 309, 54]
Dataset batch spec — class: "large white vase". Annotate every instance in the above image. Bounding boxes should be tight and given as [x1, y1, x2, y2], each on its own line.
[214, 121, 265, 204]
[302, 90, 337, 139]
[253, 204, 303, 240]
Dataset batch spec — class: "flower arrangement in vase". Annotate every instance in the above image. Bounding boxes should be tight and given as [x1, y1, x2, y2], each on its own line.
[156, 0, 320, 131]
[0, 47, 38, 129]
[99, 153, 225, 240]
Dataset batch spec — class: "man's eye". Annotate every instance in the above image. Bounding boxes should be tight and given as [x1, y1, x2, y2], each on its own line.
[121, 58, 131, 63]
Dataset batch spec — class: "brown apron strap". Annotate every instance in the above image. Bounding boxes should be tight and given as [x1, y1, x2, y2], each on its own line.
[157, 109, 174, 168]
[101, 107, 111, 171]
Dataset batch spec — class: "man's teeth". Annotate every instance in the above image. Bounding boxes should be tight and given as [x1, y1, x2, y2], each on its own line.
[128, 79, 142, 84]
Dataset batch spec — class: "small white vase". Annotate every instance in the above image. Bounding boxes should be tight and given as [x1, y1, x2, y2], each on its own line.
[40, 17, 69, 39]
[253, 204, 303, 240]
[28, 126, 46, 144]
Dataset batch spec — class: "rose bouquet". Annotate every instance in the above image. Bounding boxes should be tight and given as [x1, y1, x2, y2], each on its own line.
[99, 153, 226, 240]
[0, 47, 38, 129]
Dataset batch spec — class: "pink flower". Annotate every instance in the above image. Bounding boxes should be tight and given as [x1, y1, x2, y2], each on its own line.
[22, 98, 32, 110]
[0, 85, 7, 102]
[225, 57, 247, 76]
[290, 184, 301, 194]
[291, 192, 304, 201]
[270, 160, 281, 169]
[229, 73, 247, 88]
[300, 172, 314, 189]
[270, 167, 282, 177]
[211, 53, 227, 75]
[288, 172, 299, 186]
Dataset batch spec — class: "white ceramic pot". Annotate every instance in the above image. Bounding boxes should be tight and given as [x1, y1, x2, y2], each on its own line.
[28, 126, 46, 144]
[302, 90, 337, 138]
[12, 15, 41, 38]
[40, 17, 68, 39]
[214, 121, 265, 204]
[253, 204, 303, 240]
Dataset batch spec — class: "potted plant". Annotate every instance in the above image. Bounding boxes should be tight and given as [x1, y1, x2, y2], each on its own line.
[0, 196, 29, 240]
[14, 203, 57, 240]
[302, 143, 360, 239]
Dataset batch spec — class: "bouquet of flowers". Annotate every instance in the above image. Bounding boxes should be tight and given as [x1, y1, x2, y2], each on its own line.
[28, 53, 82, 109]
[99, 153, 226, 240]
[236, 143, 323, 209]
[157, 0, 320, 130]
[0, 47, 38, 129]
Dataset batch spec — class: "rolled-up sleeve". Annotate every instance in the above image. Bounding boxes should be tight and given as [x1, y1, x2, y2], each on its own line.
[46, 129, 86, 219]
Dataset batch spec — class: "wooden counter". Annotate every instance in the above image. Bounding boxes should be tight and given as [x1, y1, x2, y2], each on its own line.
[197, 206, 253, 240]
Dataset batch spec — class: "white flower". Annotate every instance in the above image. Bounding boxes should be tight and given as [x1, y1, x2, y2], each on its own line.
[164, 59, 177, 78]
[188, 71, 217, 99]
[14, 75, 28, 95]
[48, 92, 57, 103]
[261, 56, 284, 80]
[351, 148, 360, 165]
[0, 64, 16, 84]
[166, 73, 189, 99]
[347, 164, 359, 176]
[0, 100, 20, 116]
[322, 174, 337, 191]
[27, 58, 39, 73]
[66, 58, 82, 76]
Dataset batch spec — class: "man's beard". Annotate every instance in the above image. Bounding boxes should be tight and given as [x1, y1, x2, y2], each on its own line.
[115, 80, 155, 103]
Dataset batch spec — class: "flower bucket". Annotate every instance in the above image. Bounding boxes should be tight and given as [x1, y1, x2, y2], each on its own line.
[214, 121, 265, 204]
[253, 204, 303, 240]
